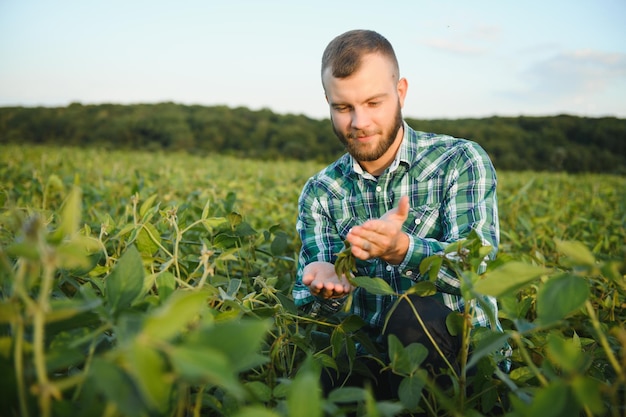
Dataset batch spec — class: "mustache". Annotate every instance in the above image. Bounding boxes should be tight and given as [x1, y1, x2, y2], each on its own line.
[346, 130, 379, 139]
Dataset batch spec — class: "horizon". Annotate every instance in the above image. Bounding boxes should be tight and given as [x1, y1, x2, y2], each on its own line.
[2, 101, 624, 122]
[1, 1, 625, 120]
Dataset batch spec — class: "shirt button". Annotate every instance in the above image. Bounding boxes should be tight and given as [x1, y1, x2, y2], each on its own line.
[406, 270, 413, 276]
[386, 265, 393, 272]
[415, 218, 421, 225]
[376, 186, 382, 192]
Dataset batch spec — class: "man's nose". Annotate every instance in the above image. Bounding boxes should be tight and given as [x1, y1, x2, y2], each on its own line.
[351, 107, 371, 130]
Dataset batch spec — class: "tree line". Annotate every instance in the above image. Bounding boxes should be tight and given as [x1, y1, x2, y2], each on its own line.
[0, 102, 624, 174]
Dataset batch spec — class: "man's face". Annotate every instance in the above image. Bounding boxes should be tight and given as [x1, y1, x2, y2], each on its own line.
[323, 53, 408, 165]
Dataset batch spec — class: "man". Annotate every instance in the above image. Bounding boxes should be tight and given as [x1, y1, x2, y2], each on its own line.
[293, 29, 504, 398]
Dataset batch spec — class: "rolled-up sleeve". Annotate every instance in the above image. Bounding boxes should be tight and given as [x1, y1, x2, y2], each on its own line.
[293, 179, 344, 307]
[397, 141, 499, 294]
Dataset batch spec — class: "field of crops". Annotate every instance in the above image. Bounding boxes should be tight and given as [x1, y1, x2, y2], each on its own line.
[1, 144, 624, 417]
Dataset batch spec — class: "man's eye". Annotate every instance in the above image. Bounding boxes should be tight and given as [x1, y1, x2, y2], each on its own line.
[334, 106, 349, 112]
[368, 102, 381, 107]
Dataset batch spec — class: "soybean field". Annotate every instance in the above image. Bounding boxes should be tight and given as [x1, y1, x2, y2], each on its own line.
[0, 144, 624, 417]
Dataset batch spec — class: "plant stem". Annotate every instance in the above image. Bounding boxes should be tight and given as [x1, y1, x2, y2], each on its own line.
[512, 332, 548, 387]
[12, 258, 31, 417]
[399, 293, 459, 379]
[457, 302, 473, 409]
[585, 301, 623, 378]
[14, 313, 29, 417]
[192, 385, 205, 417]
[33, 247, 58, 417]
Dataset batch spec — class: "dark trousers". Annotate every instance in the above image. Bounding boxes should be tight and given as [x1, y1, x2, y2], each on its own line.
[321, 295, 462, 400]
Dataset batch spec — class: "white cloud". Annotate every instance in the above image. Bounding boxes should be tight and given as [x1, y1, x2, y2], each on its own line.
[522, 49, 626, 97]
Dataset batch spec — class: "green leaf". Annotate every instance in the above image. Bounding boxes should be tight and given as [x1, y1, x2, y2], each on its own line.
[478, 245, 493, 259]
[50, 186, 82, 242]
[56, 240, 93, 270]
[45, 346, 84, 372]
[233, 406, 281, 417]
[142, 289, 209, 341]
[287, 357, 322, 417]
[364, 387, 381, 417]
[473, 262, 549, 297]
[127, 343, 172, 413]
[387, 334, 409, 375]
[46, 173, 64, 192]
[214, 232, 239, 248]
[406, 281, 437, 296]
[275, 292, 297, 315]
[235, 221, 257, 237]
[398, 370, 427, 411]
[467, 329, 511, 370]
[136, 223, 160, 256]
[545, 332, 588, 375]
[536, 273, 589, 325]
[327, 386, 366, 404]
[105, 245, 145, 314]
[188, 319, 271, 372]
[243, 381, 273, 402]
[226, 278, 242, 298]
[351, 276, 395, 295]
[5, 242, 40, 260]
[89, 358, 147, 416]
[445, 311, 465, 337]
[202, 216, 228, 231]
[169, 345, 244, 397]
[330, 327, 344, 358]
[498, 293, 533, 320]
[201, 198, 211, 220]
[555, 239, 595, 267]
[428, 257, 443, 281]
[570, 375, 605, 415]
[509, 366, 535, 384]
[528, 380, 579, 417]
[419, 255, 442, 281]
[156, 271, 176, 301]
[270, 232, 288, 256]
[114, 223, 136, 239]
[46, 297, 102, 323]
[139, 194, 158, 218]
[404, 343, 428, 375]
[338, 314, 366, 333]
[228, 211, 243, 227]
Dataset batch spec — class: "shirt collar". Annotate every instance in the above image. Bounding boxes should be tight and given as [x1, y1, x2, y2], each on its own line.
[349, 121, 410, 178]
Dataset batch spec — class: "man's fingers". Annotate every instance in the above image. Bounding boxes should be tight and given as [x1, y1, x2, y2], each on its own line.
[302, 261, 354, 299]
[397, 195, 410, 220]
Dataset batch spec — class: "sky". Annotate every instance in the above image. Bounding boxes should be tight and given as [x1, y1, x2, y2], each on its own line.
[1, 0, 625, 120]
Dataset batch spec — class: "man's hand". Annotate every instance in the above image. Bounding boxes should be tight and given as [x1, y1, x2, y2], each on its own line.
[346, 195, 410, 264]
[302, 261, 354, 299]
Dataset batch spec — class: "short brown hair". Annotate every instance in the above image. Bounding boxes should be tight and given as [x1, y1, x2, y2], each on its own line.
[321, 29, 399, 79]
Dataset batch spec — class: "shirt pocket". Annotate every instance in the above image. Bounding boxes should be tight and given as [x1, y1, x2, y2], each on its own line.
[404, 203, 441, 238]
[335, 216, 367, 240]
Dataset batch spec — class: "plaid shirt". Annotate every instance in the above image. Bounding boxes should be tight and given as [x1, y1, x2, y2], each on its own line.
[294, 122, 503, 333]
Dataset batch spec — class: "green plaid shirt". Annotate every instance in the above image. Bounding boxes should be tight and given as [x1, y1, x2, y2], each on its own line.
[294, 122, 502, 332]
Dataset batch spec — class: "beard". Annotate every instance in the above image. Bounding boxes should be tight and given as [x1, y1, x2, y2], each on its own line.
[332, 102, 403, 162]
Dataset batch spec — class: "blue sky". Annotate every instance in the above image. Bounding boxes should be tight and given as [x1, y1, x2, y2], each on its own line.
[1, 0, 625, 120]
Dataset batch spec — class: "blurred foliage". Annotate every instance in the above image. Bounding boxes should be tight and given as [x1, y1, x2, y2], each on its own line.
[1, 103, 625, 174]
[0, 146, 624, 416]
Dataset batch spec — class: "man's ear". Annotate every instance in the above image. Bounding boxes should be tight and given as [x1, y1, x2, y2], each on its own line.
[397, 77, 408, 108]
